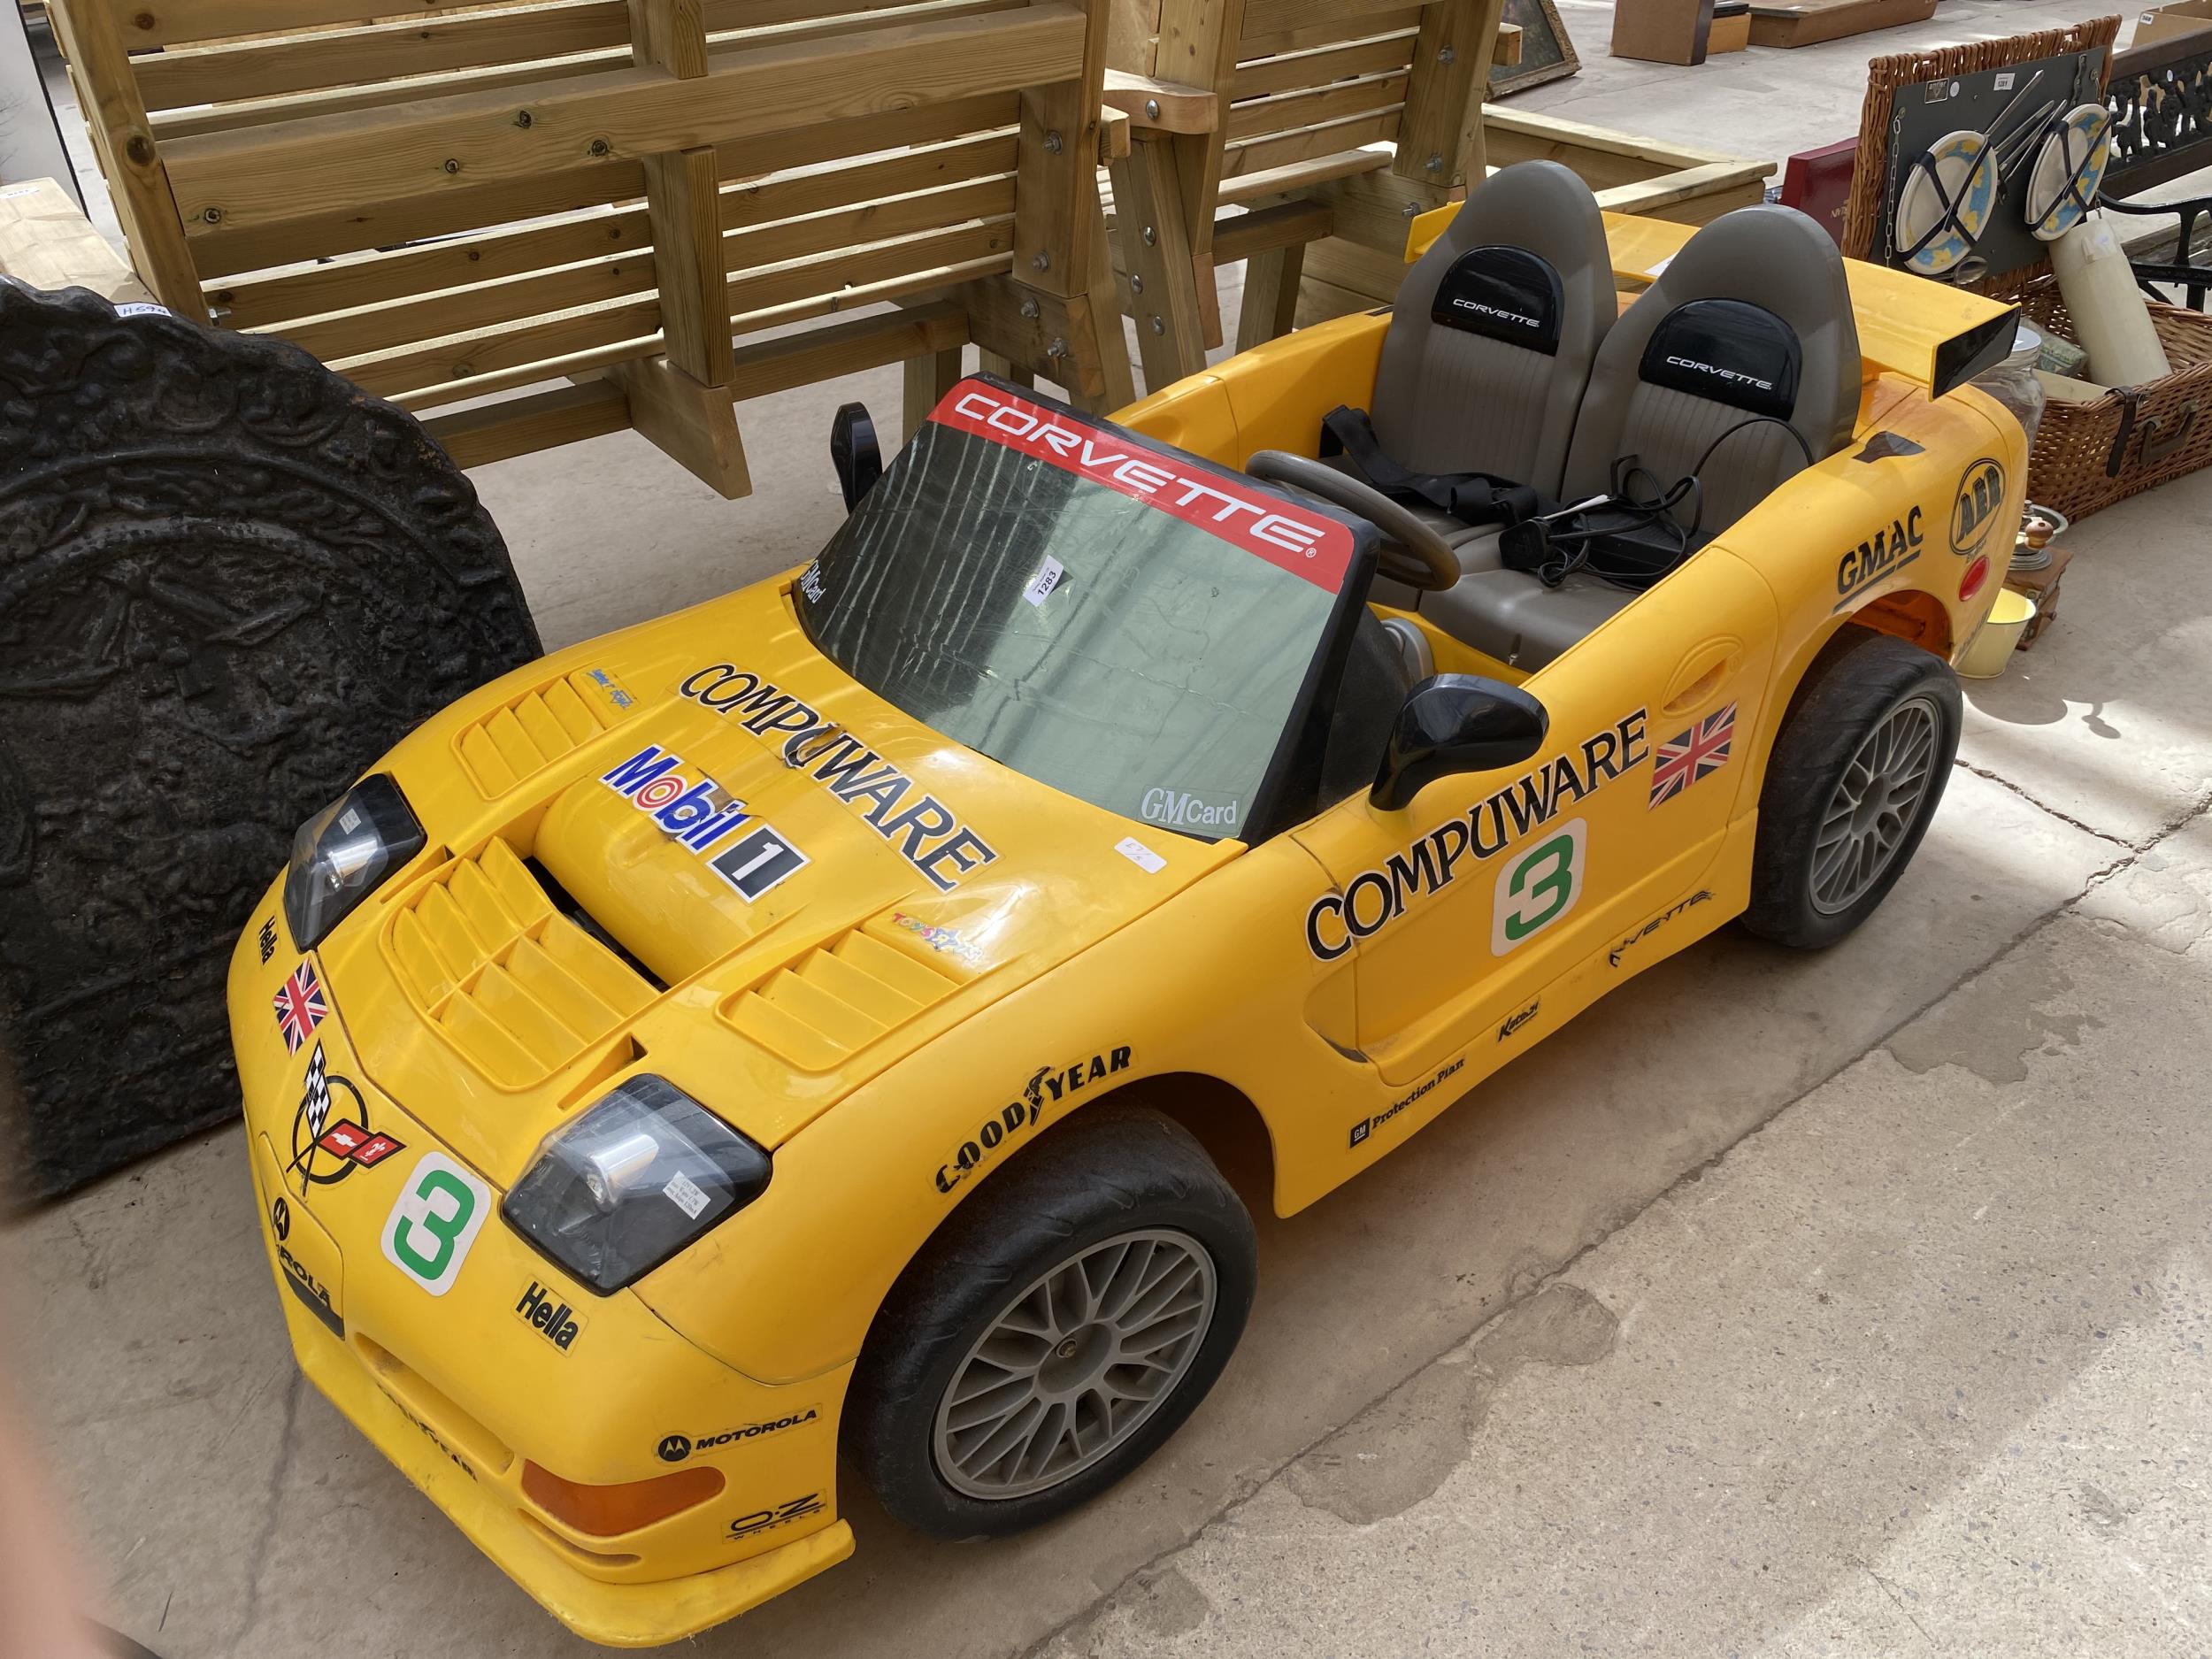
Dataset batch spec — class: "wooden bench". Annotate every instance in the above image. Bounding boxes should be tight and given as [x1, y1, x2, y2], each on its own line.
[45, 0, 1134, 492]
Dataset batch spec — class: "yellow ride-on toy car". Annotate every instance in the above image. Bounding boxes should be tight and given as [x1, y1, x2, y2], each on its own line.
[228, 162, 2025, 1644]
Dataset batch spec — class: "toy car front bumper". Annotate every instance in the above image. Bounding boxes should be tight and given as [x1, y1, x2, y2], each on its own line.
[229, 890, 854, 1646]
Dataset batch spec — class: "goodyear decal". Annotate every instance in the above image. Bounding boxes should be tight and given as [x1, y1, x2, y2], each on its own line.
[680, 664, 998, 893]
[1305, 710, 1649, 961]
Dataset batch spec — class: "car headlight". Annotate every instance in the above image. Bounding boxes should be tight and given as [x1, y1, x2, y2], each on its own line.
[282, 775, 426, 950]
[503, 1077, 772, 1293]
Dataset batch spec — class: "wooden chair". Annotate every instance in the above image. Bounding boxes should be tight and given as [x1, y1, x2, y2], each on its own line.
[1095, 0, 1768, 391]
[45, 0, 1135, 494]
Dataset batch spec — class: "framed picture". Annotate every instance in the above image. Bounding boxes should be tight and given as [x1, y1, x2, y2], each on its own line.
[1488, 0, 1581, 99]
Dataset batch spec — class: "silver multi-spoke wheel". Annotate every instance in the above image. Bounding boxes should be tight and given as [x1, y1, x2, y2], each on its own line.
[1811, 695, 1939, 914]
[933, 1229, 1217, 1500]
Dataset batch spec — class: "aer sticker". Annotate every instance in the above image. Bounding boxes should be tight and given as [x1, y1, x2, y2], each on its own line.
[1492, 818, 1586, 956]
[382, 1154, 492, 1296]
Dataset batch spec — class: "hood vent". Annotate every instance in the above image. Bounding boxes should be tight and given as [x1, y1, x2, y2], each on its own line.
[386, 837, 654, 1088]
[722, 923, 967, 1073]
[454, 668, 637, 798]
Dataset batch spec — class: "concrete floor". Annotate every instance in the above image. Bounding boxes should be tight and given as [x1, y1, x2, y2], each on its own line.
[13, 4, 2212, 1656]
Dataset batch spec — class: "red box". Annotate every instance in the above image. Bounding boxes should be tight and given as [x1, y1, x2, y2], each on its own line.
[1781, 136, 1858, 249]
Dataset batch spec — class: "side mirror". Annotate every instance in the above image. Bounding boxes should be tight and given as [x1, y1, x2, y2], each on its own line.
[830, 402, 883, 511]
[1370, 675, 1548, 812]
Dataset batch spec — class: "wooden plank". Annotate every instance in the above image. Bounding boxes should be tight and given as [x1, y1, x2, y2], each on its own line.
[1240, 0, 1409, 38]
[1238, 0, 1416, 58]
[725, 299, 970, 400]
[720, 133, 1015, 230]
[1596, 165, 1767, 226]
[1481, 106, 1749, 173]
[151, 50, 627, 143]
[1229, 32, 1414, 99]
[1214, 142, 1387, 205]
[162, 6, 1087, 235]
[424, 378, 632, 469]
[1152, 0, 1243, 270]
[1233, 235, 1301, 348]
[1011, 0, 1110, 300]
[265, 247, 657, 361]
[1221, 107, 1400, 179]
[727, 175, 1016, 275]
[630, 0, 707, 78]
[131, 4, 632, 112]
[730, 250, 1008, 333]
[395, 334, 662, 409]
[645, 149, 735, 383]
[1109, 132, 1204, 388]
[1101, 67, 1216, 131]
[47, 0, 204, 311]
[1394, 0, 1502, 186]
[1209, 195, 1332, 264]
[1225, 70, 1403, 142]
[1494, 19, 1521, 62]
[339, 294, 662, 398]
[725, 219, 1011, 319]
[189, 160, 642, 280]
[902, 343, 966, 434]
[608, 354, 749, 495]
[1303, 161, 1446, 252]
[207, 204, 650, 331]
[113, 0, 569, 50]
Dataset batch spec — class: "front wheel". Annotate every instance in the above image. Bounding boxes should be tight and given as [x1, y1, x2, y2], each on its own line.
[844, 1103, 1256, 1538]
[1743, 626, 1962, 949]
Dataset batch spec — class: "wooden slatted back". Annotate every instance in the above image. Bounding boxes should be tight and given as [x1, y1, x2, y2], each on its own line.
[47, 0, 1122, 489]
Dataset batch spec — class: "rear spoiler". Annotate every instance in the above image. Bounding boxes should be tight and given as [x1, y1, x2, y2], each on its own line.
[1404, 204, 2019, 401]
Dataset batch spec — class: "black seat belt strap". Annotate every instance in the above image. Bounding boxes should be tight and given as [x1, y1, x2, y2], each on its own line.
[1320, 405, 1540, 527]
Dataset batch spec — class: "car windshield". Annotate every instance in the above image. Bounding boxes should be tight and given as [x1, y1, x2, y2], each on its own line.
[796, 380, 1362, 840]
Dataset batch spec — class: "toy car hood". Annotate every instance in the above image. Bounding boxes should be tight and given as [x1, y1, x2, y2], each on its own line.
[315, 580, 1243, 1184]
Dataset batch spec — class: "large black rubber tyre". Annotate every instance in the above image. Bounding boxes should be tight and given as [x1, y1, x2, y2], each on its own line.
[0, 284, 540, 1196]
[844, 1103, 1256, 1538]
[1742, 625, 1962, 950]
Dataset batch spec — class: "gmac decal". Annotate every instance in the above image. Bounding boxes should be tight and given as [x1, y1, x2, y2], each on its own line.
[1834, 505, 1925, 609]
[1306, 710, 1649, 960]
[602, 744, 808, 902]
[935, 1047, 1133, 1193]
[680, 665, 998, 893]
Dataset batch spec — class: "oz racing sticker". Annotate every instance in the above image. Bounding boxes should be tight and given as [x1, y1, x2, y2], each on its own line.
[382, 1154, 492, 1296]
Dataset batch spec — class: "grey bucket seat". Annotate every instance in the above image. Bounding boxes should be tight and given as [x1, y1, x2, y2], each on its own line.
[1333, 159, 1617, 552]
[1426, 203, 1863, 670]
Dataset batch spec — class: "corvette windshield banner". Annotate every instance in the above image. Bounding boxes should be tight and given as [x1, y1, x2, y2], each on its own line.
[930, 380, 1356, 591]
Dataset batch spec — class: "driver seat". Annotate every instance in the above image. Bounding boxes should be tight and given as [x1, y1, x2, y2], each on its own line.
[1335, 161, 1617, 569]
[1426, 204, 1863, 670]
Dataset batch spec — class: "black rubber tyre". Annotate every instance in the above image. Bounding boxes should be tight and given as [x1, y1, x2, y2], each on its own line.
[844, 1102, 1256, 1538]
[1742, 625, 1962, 950]
[0, 285, 540, 1196]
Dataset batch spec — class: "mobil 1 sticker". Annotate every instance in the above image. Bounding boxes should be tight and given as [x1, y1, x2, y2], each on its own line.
[710, 824, 808, 901]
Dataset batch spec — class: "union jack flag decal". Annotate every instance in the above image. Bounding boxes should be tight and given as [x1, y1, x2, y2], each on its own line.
[273, 962, 327, 1055]
[1648, 703, 1736, 809]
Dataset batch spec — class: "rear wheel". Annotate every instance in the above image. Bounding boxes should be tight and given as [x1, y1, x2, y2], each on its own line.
[845, 1103, 1256, 1537]
[1743, 626, 1962, 949]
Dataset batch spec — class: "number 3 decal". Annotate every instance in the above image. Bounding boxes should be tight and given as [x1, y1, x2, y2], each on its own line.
[1492, 818, 1586, 956]
[382, 1154, 492, 1295]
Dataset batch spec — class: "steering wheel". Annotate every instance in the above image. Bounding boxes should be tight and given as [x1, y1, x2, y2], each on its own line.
[1245, 450, 1461, 592]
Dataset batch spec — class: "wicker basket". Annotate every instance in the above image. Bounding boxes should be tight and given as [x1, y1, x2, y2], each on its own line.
[2018, 287, 2212, 521]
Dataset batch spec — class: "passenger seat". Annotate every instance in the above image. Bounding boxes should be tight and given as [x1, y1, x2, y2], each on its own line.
[1333, 161, 1616, 574]
[1428, 204, 1863, 670]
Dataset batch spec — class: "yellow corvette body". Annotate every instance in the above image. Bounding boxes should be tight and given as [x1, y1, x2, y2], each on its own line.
[226, 206, 2024, 1645]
